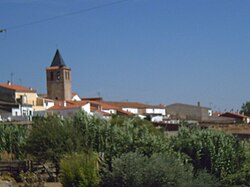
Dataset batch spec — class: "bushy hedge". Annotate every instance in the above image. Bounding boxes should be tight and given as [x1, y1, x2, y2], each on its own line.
[60, 152, 100, 187]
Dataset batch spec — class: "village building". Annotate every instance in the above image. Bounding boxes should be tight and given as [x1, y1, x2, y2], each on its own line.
[219, 112, 250, 124]
[166, 102, 212, 122]
[0, 83, 34, 121]
[101, 101, 166, 122]
[38, 100, 133, 119]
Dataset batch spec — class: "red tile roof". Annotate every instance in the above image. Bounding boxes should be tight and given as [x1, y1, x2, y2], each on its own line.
[0, 83, 36, 92]
[49, 104, 81, 111]
[91, 101, 134, 116]
[49, 100, 89, 110]
[220, 112, 250, 119]
[82, 97, 103, 101]
[48, 100, 133, 116]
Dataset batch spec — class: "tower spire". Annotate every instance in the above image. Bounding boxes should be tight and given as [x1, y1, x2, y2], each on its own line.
[50, 49, 66, 67]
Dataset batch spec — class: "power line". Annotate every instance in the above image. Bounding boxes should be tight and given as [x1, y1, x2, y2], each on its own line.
[5, 0, 130, 31]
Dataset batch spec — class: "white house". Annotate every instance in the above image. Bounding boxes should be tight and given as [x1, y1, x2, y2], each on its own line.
[0, 101, 33, 121]
[103, 101, 166, 122]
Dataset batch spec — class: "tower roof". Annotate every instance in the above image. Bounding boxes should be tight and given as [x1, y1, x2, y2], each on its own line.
[50, 49, 66, 67]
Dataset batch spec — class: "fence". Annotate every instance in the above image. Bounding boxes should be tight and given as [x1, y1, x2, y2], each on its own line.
[0, 160, 56, 181]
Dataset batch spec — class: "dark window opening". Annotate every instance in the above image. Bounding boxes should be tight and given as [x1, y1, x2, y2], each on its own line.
[56, 71, 60, 80]
[50, 72, 54, 80]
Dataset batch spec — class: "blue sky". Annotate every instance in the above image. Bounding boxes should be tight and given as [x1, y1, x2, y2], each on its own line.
[0, 0, 250, 111]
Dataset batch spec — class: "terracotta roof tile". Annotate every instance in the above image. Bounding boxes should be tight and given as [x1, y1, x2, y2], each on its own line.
[220, 112, 250, 119]
[48, 100, 133, 116]
[48, 105, 80, 111]
[0, 83, 36, 92]
[49, 100, 89, 110]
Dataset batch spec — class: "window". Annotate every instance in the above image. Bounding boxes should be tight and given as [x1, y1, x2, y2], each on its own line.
[23, 110, 27, 116]
[56, 71, 60, 80]
[50, 72, 54, 80]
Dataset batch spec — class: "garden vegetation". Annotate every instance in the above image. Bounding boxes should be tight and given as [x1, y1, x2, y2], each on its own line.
[0, 112, 250, 186]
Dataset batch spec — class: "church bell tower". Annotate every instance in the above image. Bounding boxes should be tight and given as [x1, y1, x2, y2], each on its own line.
[46, 49, 72, 100]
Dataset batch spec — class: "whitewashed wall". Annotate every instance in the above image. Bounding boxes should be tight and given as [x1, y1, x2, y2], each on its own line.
[102, 109, 117, 114]
[122, 108, 138, 114]
[146, 108, 166, 115]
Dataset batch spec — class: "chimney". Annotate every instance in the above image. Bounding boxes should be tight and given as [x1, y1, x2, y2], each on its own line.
[7, 81, 11, 86]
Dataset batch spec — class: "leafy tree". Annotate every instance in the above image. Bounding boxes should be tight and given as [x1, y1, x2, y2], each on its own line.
[170, 127, 245, 182]
[241, 101, 250, 116]
[24, 115, 76, 178]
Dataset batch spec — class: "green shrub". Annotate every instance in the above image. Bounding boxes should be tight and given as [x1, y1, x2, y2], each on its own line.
[222, 140, 250, 185]
[192, 170, 220, 187]
[101, 152, 194, 187]
[60, 151, 100, 187]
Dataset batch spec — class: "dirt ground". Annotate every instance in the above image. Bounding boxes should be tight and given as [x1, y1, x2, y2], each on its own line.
[44, 183, 63, 187]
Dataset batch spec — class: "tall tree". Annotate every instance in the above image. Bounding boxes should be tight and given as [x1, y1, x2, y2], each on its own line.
[25, 116, 76, 179]
[241, 102, 250, 116]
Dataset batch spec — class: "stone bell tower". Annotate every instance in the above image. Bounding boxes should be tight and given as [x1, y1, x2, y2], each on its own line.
[46, 49, 72, 100]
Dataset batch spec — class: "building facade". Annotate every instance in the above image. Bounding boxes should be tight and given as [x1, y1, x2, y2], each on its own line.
[166, 103, 212, 122]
